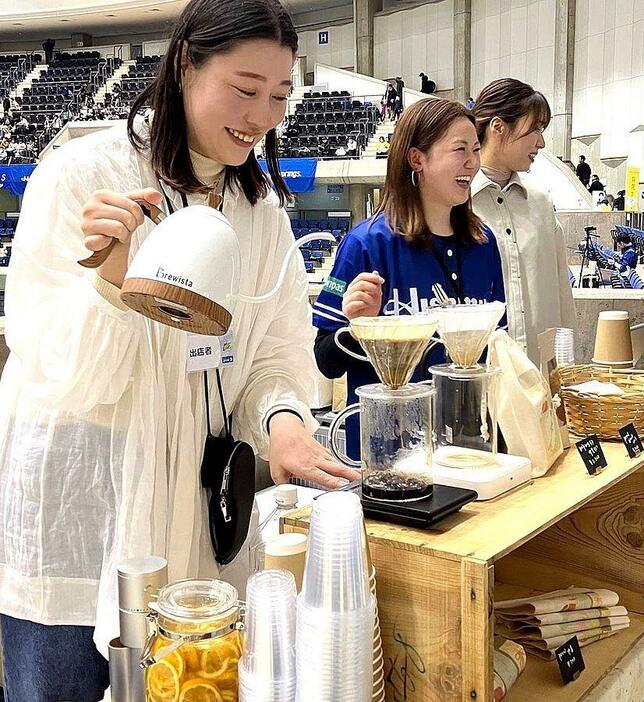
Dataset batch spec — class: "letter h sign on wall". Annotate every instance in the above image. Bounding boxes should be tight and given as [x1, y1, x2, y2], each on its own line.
[318, 30, 329, 45]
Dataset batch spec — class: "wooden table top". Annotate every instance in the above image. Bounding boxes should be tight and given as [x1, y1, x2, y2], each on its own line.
[283, 441, 643, 565]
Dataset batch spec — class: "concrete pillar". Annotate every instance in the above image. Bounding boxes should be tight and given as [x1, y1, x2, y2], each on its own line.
[349, 183, 369, 223]
[453, 0, 471, 105]
[354, 0, 382, 77]
[551, 0, 576, 161]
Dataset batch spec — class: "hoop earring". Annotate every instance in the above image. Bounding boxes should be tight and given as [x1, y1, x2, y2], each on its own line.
[411, 170, 419, 187]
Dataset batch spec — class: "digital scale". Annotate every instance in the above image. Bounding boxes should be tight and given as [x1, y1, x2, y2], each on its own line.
[433, 448, 532, 500]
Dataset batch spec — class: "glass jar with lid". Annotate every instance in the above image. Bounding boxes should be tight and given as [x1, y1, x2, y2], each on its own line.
[141, 578, 243, 702]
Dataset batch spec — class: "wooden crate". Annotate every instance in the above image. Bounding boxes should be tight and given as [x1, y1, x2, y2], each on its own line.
[283, 443, 644, 702]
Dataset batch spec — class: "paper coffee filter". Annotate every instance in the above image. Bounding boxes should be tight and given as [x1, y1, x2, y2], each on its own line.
[350, 314, 438, 341]
[351, 314, 438, 388]
[434, 302, 505, 368]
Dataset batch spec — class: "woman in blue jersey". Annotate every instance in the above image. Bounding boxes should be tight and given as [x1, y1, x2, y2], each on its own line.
[313, 98, 505, 459]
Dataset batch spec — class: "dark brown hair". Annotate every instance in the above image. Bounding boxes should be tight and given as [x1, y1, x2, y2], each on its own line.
[374, 98, 486, 247]
[127, 0, 297, 206]
[473, 78, 551, 145]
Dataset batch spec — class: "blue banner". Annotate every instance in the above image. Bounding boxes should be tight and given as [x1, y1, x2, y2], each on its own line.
[0, 164, 36, 196]
[258, 158, 317, 193]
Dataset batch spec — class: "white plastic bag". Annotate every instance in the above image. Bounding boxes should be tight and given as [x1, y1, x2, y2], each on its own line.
[488, 330, 563, 477]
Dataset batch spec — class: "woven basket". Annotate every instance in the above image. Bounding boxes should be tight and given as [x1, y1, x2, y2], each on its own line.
[557, 365, 644, 440]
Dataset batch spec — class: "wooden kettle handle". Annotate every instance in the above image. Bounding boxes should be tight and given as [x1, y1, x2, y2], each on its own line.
[77, 200, 166, 269]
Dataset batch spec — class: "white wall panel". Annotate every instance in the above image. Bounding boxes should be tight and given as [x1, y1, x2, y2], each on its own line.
[298, 23, 354, 75]
[470, 0, 556, 113]
[572, 0, 644, 190]
[373, 0, 454, 91]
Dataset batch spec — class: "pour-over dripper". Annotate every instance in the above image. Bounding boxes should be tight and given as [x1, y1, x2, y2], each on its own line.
[433, 302, 505, 368]
[334, 314, 438, 389]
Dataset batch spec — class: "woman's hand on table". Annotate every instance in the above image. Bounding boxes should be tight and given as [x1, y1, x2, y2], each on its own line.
[342, 271, 385, 320]
[268, 412, 361, 490]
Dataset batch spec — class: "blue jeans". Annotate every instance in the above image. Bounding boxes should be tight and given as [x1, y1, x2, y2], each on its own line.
[0, 614, 109, 702]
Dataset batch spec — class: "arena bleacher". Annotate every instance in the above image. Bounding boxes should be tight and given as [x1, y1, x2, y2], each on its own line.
[281, 90, 381, 159]
[20, 51, 120, 118]
[0, 54, 39, 103]
[290, 216, 351, 274]
[114, 55, 161, 104]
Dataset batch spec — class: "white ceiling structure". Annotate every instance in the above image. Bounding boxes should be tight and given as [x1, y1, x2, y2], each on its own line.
[0, 0, 343, 40]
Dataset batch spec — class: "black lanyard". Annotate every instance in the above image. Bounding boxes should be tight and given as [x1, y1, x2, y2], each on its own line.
[159, 182, 230, 440]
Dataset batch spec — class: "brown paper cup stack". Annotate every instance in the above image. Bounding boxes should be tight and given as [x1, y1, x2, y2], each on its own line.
[592, 311, 634, 367]
[370, 566, 385, 702]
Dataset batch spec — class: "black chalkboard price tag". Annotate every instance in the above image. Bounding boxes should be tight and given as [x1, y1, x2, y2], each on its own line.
[575, 435, 608, 475]
[618, 423, 643, 459]
[555, 636, 585, 684]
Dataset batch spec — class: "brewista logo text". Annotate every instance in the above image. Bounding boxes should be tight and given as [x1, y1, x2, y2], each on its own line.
[156, 267, 193, 288]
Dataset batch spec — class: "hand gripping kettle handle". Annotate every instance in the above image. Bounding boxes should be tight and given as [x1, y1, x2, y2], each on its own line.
[77, 200, 166, 269]
[328, 403, 362, 469]
[235, 232, 336, 303]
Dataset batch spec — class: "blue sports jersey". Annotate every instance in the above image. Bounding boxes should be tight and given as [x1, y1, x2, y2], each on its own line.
[313, 213, 505, 459]
[619, 245, 638, 272]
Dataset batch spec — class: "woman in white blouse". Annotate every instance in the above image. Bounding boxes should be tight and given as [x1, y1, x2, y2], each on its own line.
[0, 1, 357, 699]
[471, 79, 575, 364]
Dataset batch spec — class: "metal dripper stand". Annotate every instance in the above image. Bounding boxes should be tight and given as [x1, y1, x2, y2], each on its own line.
[108, 556, 168, 702]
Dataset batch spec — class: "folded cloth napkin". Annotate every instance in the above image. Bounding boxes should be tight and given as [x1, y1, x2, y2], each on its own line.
[566, 380, 626, 396]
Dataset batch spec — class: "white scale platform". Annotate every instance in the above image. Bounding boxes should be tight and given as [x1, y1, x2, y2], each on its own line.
[432, 447, 532, 500]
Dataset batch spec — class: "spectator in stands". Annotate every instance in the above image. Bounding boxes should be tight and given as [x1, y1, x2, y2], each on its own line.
[616, 233, 638, 272]
[419, 72, 432, 94]
[376, 135, 389, 157]
[393, 94, 403, 121]
[588, 174, 605, 193]
[42, 38, 56, 64]
[385, 82, 397, 120]
[312, 98, 505, 459]
[597, 195, 611, 212]
[0, 1, 355, 700]
[576, 154, 591, 187]
[395, 75, 405, 98]
[614, 189, 626, 211]
[471, 78, 575, 365]
[2, 96, 9, 116]
[346, 136, 358, 157]
[466, 96, 475, 109]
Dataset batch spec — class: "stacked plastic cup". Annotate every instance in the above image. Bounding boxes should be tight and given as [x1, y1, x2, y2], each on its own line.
[554, 327, 575, 366]
[239, 569, 297, 702]
[295, 492, 375, 702]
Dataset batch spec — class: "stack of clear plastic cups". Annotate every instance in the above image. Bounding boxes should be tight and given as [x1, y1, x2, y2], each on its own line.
[239, 569, 297, 702]
[554, 327, 575, 366]
[296, 492, 375, 702]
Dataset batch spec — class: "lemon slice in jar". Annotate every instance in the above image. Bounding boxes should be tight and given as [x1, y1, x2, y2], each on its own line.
[199, 639, 239, 679]
[182, 644, 202, 673]
[178, 679, 223, 702]
[147, 659, 181, 702]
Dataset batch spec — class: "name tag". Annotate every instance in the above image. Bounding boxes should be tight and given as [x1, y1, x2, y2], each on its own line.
[187, 331, 235, 373]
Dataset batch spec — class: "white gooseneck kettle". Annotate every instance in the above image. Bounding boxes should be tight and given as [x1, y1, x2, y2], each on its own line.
[80, 201, 333, 335]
